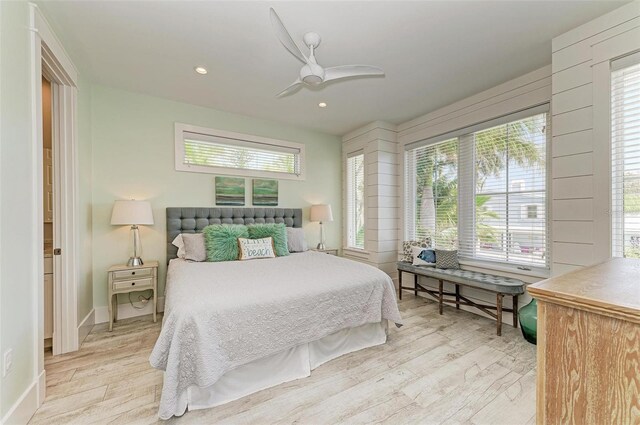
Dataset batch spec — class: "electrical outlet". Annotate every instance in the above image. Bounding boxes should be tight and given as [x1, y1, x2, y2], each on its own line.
[3, 349, 13, 377]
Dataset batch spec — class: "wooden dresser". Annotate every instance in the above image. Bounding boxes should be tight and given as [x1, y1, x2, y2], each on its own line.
[528, 258, 640, 424]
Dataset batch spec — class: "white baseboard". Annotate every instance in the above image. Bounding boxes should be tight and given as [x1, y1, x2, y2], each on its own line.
[38, 369, 46, 409]
[77, 308, 95, 345]
[1, 372, 42, 425]
[95, 296, 165, 324]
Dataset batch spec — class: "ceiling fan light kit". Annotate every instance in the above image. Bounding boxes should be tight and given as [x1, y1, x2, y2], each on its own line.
[270, 8, 385, 97]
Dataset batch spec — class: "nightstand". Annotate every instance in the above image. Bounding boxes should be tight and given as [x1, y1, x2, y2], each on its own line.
[312, 248, 339, 256]
[107, 261, 158, 331]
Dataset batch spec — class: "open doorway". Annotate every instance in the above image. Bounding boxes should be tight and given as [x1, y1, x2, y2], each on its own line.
[30, 6, 82, 407]
[42, 76, 55, 355]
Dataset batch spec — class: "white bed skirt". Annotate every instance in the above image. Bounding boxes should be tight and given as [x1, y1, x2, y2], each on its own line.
[177, 321, 388, 415]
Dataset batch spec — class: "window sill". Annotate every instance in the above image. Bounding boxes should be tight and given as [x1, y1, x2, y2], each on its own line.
[458, 259, 549, 281]
[342, 247, 370, 259]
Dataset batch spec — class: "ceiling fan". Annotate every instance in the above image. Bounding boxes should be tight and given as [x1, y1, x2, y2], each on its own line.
[270, 8, 385, 98]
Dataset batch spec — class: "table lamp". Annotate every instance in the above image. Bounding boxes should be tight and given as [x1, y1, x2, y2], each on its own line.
[310, 204, 333, 250]
[110, 200, 154, 266]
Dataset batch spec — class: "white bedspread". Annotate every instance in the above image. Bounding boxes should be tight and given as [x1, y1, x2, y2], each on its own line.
[150, 251, 402, 419]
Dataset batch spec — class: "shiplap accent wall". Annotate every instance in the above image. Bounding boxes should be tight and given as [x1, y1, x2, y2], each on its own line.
[341, 1, 639, 325]
[397, 65, 552, 279]
[392, 67, 553, 321]
[342, 121, 400, 283]
[550, 1, 640, 276]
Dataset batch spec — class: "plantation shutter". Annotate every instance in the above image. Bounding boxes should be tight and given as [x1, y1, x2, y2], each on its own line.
[182, 131, 301, 176]
[347, 152, 365, 249]
[611, 53, 640, 259]
[457, 112, 549, 269]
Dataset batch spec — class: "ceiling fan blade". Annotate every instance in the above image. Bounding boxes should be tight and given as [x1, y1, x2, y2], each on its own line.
[276, 79, 304, 98]
[323, 65, 385, 83]
[270, 8, 308, 65]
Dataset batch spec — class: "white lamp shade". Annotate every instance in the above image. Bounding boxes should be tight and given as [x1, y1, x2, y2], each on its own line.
[310, 204, 333, 222]
[110, 200, 154, 225]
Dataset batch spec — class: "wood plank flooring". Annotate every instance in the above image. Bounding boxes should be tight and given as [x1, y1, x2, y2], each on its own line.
[29, 295, 536, 424]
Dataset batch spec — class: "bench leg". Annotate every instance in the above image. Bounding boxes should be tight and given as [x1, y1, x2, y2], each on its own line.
[455, 284, 460, 310]
[414, 274, 418, 296]
[496, 293, 504, 336]
[398, 271, 402, 300]
[438, 279, 444, 315]
[513, 295, 519, 328]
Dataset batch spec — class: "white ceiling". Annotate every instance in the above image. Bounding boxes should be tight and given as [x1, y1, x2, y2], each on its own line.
[39, 1, 626, 135]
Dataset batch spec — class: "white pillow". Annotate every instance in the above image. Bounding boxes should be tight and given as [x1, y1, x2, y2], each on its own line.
[238, 237, 276, 260]
[172, 234, 186, 259]
[286, 227, 308, 252]
[182, 233, 206, 262]
[412, 246, 435, 267]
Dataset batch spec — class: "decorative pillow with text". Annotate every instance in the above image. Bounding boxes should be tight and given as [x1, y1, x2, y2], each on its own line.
[238, 237, 276, 260]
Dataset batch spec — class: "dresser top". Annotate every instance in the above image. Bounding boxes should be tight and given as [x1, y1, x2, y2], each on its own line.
[528, 258, 640, 322]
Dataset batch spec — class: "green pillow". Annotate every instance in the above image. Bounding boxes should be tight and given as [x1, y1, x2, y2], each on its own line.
[247, 223, 289, 257]
[203, 224, 249, 262]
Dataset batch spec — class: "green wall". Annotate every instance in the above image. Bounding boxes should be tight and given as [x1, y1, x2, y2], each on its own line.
[90, 85, 343, 308]
[77, 75, 94, 323]
[0, 0, 37, 418]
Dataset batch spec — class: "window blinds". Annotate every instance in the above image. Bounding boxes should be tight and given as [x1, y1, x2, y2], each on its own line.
[182, 131, 301, 176]
[404, 107, 549, 270]
[404, 139, 459, 249]
[611, 55, 640, 259]
[347, 153, 365, 249]
[459, 113, 548, 269]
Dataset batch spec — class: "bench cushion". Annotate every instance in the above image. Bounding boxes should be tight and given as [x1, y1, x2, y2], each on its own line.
[397, 261, 525, 295]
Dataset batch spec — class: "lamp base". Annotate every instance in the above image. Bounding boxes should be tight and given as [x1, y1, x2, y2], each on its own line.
[127, 257, 144, 267]
[316, 243, 326, 250]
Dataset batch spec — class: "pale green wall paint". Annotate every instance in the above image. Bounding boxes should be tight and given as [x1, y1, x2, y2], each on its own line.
[90, 85, 342, 307]
[77, 75, 94, 324]
[0, 0, 37, 416]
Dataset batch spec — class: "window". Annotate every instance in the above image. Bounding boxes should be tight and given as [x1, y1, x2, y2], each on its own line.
[611, 54, 640, 259]
[524, 205, 539, 219]
[404, 138, 458, 249]
[465, 113, 548, 267]
[347, 153, 365, 249]
[175, 123, 304, 180]
[405, 106, 549, 271]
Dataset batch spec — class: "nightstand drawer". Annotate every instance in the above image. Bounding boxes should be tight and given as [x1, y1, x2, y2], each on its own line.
[112, 277, 152, 291]
[112, 268, 152, 280]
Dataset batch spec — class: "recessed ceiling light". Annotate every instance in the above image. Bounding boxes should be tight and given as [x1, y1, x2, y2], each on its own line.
[318, 102, 327, 108]
[194, 66, 208, 75]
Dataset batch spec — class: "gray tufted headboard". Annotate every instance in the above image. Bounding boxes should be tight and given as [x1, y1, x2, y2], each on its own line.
[166, 207, 303, 262]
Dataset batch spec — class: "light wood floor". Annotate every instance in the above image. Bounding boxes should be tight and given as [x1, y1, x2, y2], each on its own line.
[30, 295, 536, 424]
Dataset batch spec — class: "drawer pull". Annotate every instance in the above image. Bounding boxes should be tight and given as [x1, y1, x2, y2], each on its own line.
[131, 282, 135, 286]
[131, 271, 136, 275]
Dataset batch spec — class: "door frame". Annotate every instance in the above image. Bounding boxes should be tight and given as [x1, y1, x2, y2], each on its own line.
[29, 2, 80, 397]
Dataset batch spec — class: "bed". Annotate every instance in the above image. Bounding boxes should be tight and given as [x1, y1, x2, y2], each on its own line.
[150, 207, 402, 419]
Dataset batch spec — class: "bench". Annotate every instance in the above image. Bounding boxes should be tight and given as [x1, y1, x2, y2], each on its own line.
[397, 261, 525, 336]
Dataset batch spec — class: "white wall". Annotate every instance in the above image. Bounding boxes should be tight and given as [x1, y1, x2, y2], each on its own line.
[0, 0, 39, 421]
[342, 122, 400, 282]
[357, 1, 640, 324]
[391, 66, 552, 319]
[89, 85, 343, 311]
[550, 1, 640, 275]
